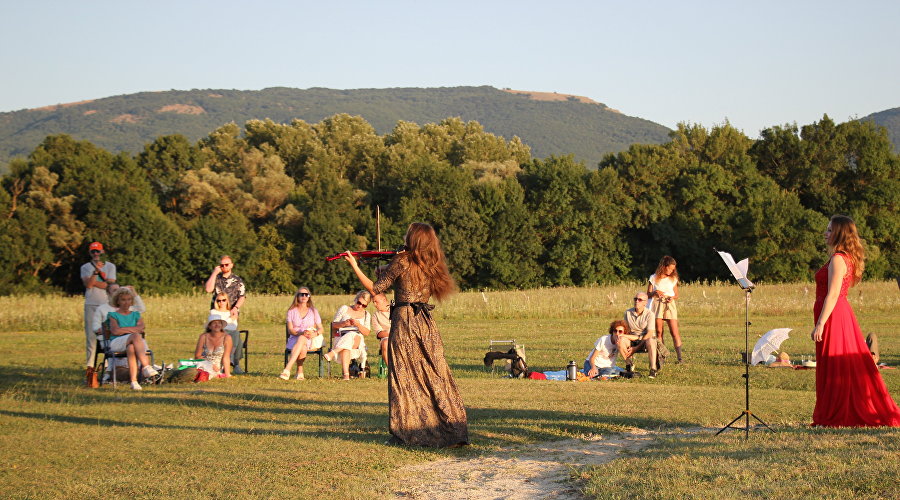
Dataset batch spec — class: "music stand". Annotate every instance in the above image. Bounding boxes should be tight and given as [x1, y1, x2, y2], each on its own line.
[714, 249, 774, 439]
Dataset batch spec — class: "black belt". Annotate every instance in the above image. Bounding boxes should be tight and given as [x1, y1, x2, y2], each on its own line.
[392, 301, 434, 317]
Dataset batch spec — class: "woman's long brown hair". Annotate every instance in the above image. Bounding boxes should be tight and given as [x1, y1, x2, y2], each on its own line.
[405, 222, 456, 301]
[653, 255, 679, 282]
[828, 215, 865, 286]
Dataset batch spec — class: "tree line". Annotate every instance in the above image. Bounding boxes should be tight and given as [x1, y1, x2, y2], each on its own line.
[1, 114, 897, 296]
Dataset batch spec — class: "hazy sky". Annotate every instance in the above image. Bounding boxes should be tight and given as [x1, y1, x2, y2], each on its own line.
[2, 0, 898, 137]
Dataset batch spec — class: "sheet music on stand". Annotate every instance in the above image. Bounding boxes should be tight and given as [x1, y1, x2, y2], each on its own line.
[716, 249, 755, 290]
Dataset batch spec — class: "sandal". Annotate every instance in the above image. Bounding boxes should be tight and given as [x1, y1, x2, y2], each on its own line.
[295, 372, 305, 380]
[278, 369, 290, 380]
[323, 351, 335, 362]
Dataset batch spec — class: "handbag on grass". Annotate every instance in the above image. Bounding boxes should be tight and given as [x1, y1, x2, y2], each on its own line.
[85, 366, 99, 388]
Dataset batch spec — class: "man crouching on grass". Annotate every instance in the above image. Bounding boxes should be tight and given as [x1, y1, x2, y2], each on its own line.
[584, 320, 627, 379]
[621, 292, 667, 379]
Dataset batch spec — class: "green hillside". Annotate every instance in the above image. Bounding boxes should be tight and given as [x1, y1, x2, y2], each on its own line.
[862, 107, 900, 152]
[0, 86, 670, 169]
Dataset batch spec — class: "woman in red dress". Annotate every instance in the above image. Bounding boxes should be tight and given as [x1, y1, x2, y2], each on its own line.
[811, 215, 900, 427]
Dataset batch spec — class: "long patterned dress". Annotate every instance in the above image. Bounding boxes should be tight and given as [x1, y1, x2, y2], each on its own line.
[373, 252, 469, 447]
[812, 253, 900, 427]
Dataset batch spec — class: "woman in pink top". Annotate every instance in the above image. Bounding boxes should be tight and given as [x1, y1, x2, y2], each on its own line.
[279, 287, 324, 380]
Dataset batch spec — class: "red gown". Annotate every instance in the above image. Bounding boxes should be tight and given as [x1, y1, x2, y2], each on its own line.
[812, 253, 900, 427]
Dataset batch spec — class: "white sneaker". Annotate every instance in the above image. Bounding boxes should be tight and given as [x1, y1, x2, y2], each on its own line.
[131, 381, 143, 391]
[142, 366, 159, 378]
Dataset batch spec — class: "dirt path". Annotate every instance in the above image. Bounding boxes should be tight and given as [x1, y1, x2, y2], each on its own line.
[393, 428, 667, 499]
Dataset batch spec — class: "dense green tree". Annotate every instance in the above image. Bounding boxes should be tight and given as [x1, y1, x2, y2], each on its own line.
[136, 134, 203, 213]
[244, 119, 323, 181]
[0, 181, 55, 294]
[313, 114, 385, 189]
[185, 208, 259, 284]
[285, 163, 371, 293]
[3, 112, 897, 296]
[470, 177, 542, 288]
[520, 155, 631, 285]
[26, 135, 192, 293]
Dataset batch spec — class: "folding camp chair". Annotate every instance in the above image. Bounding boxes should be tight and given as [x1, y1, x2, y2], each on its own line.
[283, 326, 326, 377]
[93, 331, 155, 387]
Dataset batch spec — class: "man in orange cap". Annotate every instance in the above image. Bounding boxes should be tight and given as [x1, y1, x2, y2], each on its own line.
[81, 241, 116, 379]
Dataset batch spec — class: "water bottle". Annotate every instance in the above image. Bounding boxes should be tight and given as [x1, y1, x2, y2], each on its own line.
[566, 360, 577, 381]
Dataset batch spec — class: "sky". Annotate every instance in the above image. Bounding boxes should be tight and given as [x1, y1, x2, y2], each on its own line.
[2, 0, 898, 137]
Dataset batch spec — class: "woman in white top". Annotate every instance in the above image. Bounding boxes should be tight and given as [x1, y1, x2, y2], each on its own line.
[324, 290, 372, 380]
[209, 292, 242, 373]
[647, 255, 682, 363]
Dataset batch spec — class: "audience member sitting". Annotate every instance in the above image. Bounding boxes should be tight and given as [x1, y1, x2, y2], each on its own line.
[105, 287, 158, 390]
[279, 287, 324, 380]
[324, 290, 372, 380]
[621, 291, 668, 379]
[193, 315, 233, 380]
[92, 284, 147, 379]
[208, 292, 242, 374]
[372, 266, 391, 369]
[372, 291, 391, 368]
[583, 320, 626, 379]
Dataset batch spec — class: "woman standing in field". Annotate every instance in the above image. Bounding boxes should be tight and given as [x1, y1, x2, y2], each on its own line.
[345, 222, 469, 448]
[811, 215, 900, 427]
[648, 255, 683, 363]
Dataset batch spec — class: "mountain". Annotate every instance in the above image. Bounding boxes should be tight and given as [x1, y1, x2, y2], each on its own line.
[861, 107, 900, 152]
[0, 86, 671, 170]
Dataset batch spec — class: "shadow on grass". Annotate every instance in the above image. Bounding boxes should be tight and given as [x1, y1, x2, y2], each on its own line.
[0, 408, 385, 443]
[1, 364, 704, 451]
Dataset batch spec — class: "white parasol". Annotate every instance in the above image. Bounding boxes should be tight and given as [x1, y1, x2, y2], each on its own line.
[751, 328, 792, 366]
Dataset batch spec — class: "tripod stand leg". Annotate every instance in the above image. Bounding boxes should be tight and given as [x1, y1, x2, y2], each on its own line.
[716, 412, 747, 436]
[749, 412, 775, 432]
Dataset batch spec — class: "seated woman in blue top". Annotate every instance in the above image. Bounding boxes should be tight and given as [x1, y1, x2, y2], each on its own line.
[106, 287, 158, 390]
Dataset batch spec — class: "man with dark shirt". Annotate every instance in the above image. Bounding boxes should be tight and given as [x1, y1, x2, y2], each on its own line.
[205, 255, 246, 372]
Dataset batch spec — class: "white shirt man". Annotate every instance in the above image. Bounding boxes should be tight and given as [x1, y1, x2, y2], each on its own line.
[81, 242, 116, 368]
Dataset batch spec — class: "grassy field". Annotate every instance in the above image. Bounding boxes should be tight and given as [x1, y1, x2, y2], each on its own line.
[1, 282, 898, 499]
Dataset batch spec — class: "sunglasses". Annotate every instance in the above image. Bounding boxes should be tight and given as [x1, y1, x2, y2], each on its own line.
[220, 263, 232, 267]
[90, 250, 102, 254]
[216, 299, 228, 303]
[356, 301, 368, 307]
[297, 292, 310, 297]
[614, 329, 626, 333]
[634, 297, 646, 302]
